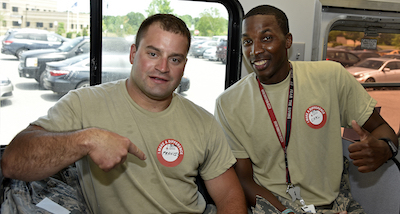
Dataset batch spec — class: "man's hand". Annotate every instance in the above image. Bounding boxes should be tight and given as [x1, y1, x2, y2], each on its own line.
[348, 120, 390, 173]
[85, 128, 146, 171]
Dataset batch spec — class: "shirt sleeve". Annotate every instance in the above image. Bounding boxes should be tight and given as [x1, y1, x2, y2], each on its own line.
[31, 91, 83, 132]
[336, 64, 377, 128]
[198, 118, 236, 181]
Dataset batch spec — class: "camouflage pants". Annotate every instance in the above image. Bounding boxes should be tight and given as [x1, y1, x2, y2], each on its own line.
[1, 165, 90, 214]
[252, 157, 365, 214]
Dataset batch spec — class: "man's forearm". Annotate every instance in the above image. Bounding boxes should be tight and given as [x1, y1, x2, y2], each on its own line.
[1, 125, 89, 181]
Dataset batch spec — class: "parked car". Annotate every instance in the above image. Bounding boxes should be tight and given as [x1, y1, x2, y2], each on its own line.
[346, 58, 400, 83]
[1, 28, 69, 59]
[189, 39, 208, 56]
[0, 74, 13, 101]
[43, 53, 190, 95]
[18, 37, 131, 89]
[191, 40, 218, 58]
[326, 48, 360, 67]
[216, 39, 227, 64]
[203, 46, 218, 61]
[380, 54, 400, 59]
[350, 50, 381, 61]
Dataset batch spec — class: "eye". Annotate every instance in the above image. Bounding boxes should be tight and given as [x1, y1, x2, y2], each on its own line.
[149, 52, 157, 57]
[170, 57, 183, 64]
[263, 36, 272, 42]
[242, 39, 252, 46]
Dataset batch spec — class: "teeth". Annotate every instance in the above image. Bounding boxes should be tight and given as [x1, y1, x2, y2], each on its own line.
[254, 60, 267, 66]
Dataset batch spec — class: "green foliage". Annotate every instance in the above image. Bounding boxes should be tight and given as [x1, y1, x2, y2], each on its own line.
[179, 15, 194, 30]
[393, 35, 400, 48]
[146, 0, 174, 16]
[56, 22, 66, 35]
[100, 0, 228, 39]
[66, 32, 73, 38]
[195, 8, 227, 36]
[82, 28, 88, 36]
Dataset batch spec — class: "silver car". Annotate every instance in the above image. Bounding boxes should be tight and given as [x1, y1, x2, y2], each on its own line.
[0, 74, 13, 101]
[346, 58, 400, 83]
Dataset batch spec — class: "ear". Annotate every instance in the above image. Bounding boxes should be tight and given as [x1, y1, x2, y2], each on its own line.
[129, 44, 137, 64]
[285, 33, 293, 49]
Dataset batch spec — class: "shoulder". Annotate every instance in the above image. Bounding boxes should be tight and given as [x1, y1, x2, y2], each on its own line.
[217, 73, 256, 102]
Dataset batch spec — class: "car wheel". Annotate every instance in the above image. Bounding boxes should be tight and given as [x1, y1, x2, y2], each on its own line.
[365, 78, 377, 90]
[76, 81, 90, 89]
[38, 71, 47, 90]
[16, 48, 28, 60]
[365, 78, 375, 83]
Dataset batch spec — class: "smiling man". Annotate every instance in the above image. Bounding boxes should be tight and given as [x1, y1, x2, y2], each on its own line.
[2, 14, 247, 214]
[214, 5, 398, 214]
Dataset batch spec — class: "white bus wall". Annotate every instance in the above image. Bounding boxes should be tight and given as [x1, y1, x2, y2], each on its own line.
[238, 0, 322, 77]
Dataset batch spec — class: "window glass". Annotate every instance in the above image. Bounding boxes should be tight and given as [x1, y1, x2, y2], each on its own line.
[328, 30, 400, 134]
[0, 0, 90, 145]
[0, 0, 227, 145]
[101, 0, 228, 114]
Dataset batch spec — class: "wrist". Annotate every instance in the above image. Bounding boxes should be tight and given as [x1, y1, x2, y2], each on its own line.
[380, 138, 398, 160]
[282, 208, 295, 214]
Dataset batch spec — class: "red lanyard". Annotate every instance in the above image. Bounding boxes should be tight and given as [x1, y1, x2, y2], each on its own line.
[257, 70, 294, 184]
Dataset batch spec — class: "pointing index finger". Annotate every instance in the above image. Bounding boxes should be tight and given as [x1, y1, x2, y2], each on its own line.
[128, 143, 147, 160]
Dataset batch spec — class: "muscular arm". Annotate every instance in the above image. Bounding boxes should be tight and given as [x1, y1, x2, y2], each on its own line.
[235, 158, 287, 212]
[204, 167, 248, 214]
[349, 108, 398, 172]
[1, 124, 146, 182]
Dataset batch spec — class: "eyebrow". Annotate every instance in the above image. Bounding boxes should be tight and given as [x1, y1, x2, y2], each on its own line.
[242, 28, 272, 38]
[146, 45, 186, 59]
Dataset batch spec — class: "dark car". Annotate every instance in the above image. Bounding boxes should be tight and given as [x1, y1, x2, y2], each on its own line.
[1, 29, 69, 59]
[191, 40, 218, 58]
[18, 37, 131, 89]
[43, 53, 190, 95]
[216, 39, 227, 64]
[326, 48, 360, 67]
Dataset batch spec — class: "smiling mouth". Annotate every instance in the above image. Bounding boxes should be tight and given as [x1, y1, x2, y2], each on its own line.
[252, 59, 269, 70]
[150, 76, 169, 83]
[253, 60, 267, 66]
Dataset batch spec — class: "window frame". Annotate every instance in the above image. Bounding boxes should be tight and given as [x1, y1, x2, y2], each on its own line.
[89, 0, 243, 89]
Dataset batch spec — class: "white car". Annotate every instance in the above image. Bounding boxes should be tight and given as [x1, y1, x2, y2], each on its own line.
[346, 58, 400, 83]
[0, 74, 13, 101]
[203, 46, 218, 61]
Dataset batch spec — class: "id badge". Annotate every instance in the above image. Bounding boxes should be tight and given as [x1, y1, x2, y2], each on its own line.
[302, 204, 316, 213]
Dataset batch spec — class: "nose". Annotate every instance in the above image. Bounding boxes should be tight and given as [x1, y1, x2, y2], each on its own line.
[250, 40, 264, 57]
[156, 58, 169, 73]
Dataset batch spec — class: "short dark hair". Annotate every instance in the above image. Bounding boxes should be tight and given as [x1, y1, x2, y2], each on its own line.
[135, 14, 191, 53]
[244, 5, 289, 35]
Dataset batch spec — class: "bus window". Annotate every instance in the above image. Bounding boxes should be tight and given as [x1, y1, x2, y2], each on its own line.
[0, 0, 240, 145]
[100, 0, 229, 114]
[323, 7, 400, 134]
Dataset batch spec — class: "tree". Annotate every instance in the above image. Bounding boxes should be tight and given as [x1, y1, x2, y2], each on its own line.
[344, 31, 363, 47]
[125, 12, 145, 35]
[179, 15, 194, 30]
[56, 22, 66, 36]
[392, 34, 400, 48]
[195, 8, 227, 36]
[146, 0, 174, 16]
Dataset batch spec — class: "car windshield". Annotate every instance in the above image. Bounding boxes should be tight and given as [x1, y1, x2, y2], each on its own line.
[354, 60, 384, 69]
[57, 37, 85, 52]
